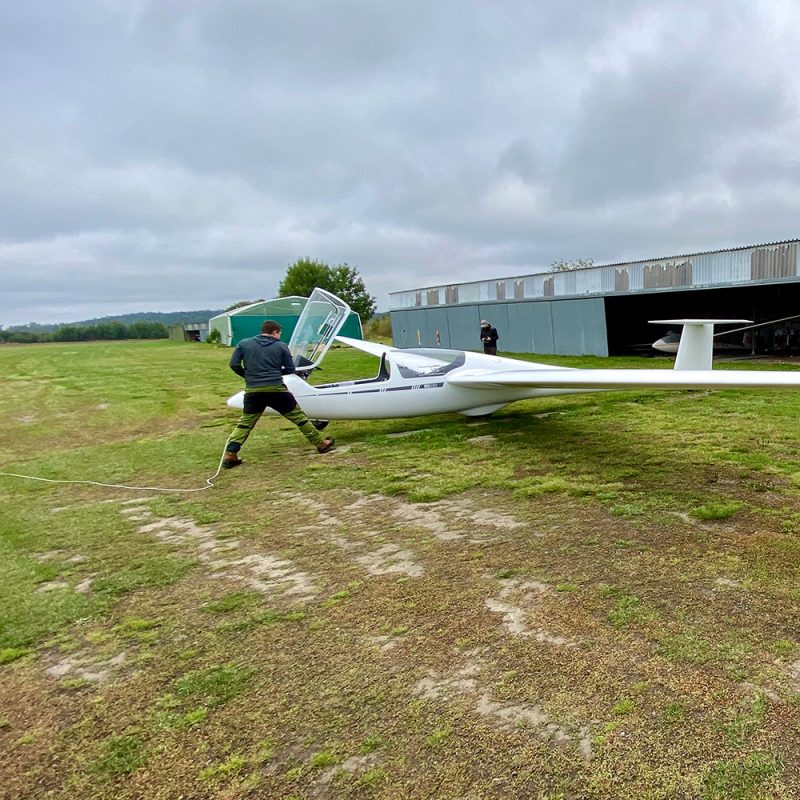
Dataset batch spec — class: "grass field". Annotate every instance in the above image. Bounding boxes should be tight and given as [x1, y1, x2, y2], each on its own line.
[1, 339, 799, 800]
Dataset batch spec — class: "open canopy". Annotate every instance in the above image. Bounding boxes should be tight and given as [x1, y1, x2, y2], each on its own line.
[288, 288, 351, 371]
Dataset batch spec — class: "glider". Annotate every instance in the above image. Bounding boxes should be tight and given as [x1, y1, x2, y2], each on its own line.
[227, 290, 800, 420]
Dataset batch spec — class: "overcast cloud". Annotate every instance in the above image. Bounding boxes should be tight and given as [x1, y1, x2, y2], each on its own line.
[2, 0, 800, 325]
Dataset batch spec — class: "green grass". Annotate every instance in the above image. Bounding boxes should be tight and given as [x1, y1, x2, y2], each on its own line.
[92, 734, 148, 777]
[309, 750, 340, 769]
[2, 340, 800, 799]
[201, 590, 261, 614]
[612, 698, 636, 716]
[198, 754, 247, 781]
[173, 663, 255, 707]
[600, 586, 658, 628]
[720, 694, 769, 747]
[692, 501, 745, 521]
[703, 752, 781, 799]
[425, 726, 452, 748]
[662, 701, 687, 724]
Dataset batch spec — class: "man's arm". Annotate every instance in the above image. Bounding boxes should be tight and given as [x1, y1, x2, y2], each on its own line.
[229, 345, 245, 378]
[279, 343, 296, 375]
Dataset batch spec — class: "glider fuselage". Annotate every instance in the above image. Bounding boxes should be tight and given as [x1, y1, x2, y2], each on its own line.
[227, 348, 581, 420]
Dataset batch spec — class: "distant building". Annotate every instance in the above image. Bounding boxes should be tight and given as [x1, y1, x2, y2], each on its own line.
[389, 239, 800, 356]
[168, 322, 209, 343]
[209, 296, 363, 347]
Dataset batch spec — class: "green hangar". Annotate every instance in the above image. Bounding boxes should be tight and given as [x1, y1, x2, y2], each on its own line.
[210, 296, 363, 347]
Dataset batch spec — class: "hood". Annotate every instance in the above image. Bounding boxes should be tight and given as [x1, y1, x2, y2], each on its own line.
[255, 335, 280, 347]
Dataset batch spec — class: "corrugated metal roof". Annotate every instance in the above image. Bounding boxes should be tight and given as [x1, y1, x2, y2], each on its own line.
[393, 238, 800, 293]
[576, 238, 800, 272]
[390, 239, 800, 308]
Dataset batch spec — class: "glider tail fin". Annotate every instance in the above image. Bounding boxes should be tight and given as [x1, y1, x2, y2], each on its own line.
[649, 319, 751, 371]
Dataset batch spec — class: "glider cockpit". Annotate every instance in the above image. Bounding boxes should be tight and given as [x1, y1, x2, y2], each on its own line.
[311, 349, 466, 391]
[313, 351, 392, 390]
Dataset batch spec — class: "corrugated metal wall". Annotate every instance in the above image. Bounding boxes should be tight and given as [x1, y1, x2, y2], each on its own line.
[390, 297, 607, 356]
[446, 306, 480, 349]
[551, 299, 607, 355]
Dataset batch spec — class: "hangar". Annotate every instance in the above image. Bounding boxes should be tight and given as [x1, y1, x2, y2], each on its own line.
[388, 240, 800, 356]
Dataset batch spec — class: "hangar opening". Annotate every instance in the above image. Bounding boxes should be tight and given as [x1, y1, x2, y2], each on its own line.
[605, 283, 800, 356]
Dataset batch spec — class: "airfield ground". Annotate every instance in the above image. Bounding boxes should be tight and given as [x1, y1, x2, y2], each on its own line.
[1, 340, 799, 799]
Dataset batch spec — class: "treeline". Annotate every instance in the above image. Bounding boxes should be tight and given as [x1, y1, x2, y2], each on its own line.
[0, 321, 169, 344]
[7, 309, 222, 333]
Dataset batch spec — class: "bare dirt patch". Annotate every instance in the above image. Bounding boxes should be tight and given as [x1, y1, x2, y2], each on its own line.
[355, 543, 424, 578]
[467, 434, 497, 443]
[29, 551, 95, 596]
[35, 580, 70, 593]
[282, 488, 525, 552]
[789, 660, 800, 693]
[414, 650, 593, 763]
[485, 575, 578, 646]
[122, 504, 320, 602]
[45, 651, 128, 685]
[313, 754, 381, 798]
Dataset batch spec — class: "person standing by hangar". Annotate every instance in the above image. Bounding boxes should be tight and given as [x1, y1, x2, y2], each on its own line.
[480, 320, 499, 355]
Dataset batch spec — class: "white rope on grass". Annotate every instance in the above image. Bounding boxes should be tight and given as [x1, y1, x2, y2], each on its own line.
[0, 438, 232, 494]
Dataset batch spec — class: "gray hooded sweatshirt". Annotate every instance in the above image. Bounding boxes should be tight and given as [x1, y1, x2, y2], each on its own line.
[229, 335, 296, 388]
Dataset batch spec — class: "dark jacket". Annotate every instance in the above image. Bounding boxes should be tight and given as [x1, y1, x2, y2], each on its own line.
[229, 335, 296, 388]
[480, 326, 499, 346]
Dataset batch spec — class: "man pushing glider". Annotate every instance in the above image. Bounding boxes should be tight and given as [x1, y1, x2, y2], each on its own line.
[223, 320, 335, 468]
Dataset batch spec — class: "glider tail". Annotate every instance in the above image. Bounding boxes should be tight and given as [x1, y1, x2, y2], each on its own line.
[649, 319, 751, 371]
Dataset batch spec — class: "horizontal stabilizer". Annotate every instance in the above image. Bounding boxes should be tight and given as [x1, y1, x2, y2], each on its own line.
[649, 319, 752, 371]
[447, 367, 800, 391]
[649, 319, 752, 326]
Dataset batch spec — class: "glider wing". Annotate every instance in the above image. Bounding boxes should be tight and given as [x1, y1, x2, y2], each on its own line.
[335, 335, 398, 358]
[335, 337, 465, 375]
[447, 367, 800, 391]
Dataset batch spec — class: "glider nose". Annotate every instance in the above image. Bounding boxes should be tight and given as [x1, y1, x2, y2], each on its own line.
[652, 336, 675, 353]
[227, 390, 245, 409]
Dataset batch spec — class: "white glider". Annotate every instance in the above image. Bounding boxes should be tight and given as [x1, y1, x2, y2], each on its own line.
[227, 291, 800, 420]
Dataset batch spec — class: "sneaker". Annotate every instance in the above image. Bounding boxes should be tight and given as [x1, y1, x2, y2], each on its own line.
[317, 438, 335, 454]
[311, 419, 330, 431]
[222, 456, 242, 469]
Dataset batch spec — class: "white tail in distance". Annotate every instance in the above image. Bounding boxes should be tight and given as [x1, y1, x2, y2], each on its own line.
[649, 319, 752, 371]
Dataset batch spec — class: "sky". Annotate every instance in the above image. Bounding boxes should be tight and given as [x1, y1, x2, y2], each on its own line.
[2, 0, 800, 325]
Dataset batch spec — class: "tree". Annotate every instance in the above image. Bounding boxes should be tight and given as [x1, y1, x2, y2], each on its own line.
[93, 321, 127, 340]
[551, 258, 594, 272]
[127, 321, 169, 339]
[277, 258, 332, 299]
[328, 263, 377, 320]
[278, 258, 377, 320]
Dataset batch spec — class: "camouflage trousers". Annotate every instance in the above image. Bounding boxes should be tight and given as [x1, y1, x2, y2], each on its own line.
[226, 386, 324, 452]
